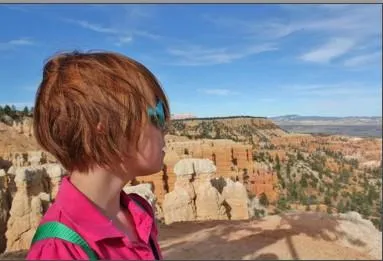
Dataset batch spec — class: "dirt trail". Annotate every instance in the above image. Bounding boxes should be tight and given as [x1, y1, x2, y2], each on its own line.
[158, 213, 381, 260]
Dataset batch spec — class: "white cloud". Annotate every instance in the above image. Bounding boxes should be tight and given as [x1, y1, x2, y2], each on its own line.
[197, 88, 240, 96]
[167, 43, 277, 66]
[343, 52, 382, 67]
[205, 5, 380, 65]
[9, 38, 34, 45]
[279, 5, 378, 39]
[124, 5, 153, 19]
[0, 38, 35, 51]
[3, 5, 31, 12]
[300, 38, 356, 63]
[281, 82, 380, 97]
[115, 36, 133, 46]
[65, 19, 118, 34]
[133, 30, 161, 40]
[63, 16, 162, 46]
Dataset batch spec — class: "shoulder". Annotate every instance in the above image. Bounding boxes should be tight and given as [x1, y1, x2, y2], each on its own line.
[26, 238, 89, 260]
[127, 192, 154, 216]
[27, 204, 92, 260]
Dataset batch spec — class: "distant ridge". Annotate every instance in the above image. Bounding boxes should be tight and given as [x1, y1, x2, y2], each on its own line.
[271, 115, 382, 121]
[171, 115, 268, 121]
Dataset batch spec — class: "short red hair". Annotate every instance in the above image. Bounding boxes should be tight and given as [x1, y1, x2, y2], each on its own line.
[33, 51, 170, 173]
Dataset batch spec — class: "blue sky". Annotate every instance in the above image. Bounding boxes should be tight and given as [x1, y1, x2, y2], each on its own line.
[0, 4, 381, 117]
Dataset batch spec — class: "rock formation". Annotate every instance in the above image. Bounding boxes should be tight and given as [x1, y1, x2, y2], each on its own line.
[4, 164, 64, 252]
[193, 172, 228, 221]
[162, 173, 196, 224]
[5, 166, 50, 252]
[123, 183, 156, 207]
[163, 159, 233, 224]
[0, 170, 10, 253]
[12, 117, 33, 137]
[221, 178, 249, 220]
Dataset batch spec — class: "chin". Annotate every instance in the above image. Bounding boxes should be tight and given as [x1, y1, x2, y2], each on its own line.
[141, 163, 164, 176]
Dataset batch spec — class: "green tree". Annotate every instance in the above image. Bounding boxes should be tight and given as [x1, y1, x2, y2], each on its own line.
[286, 163, 291, 180]
[277, 197, 290, 210]
[318, 171, 323, 180]
[280, 179, 286, 189]
[332, 191, 338, 200]
[337, 200, 345, 213]
[371, 218, 382, 231]
[339, 170, 351, 184]
[268, 153, 273, 163]
[23, 106, 29, 115]
[324, 195, 332, 206]
[324, 168, 331, 177]
[259, 193, 269, 207]
[297, 151, 304, 161]
[4, 105, 11, 115]
[367, 186, 379, 204]
[242, 169, 249, 185]
[345, 201, 351, 212]
[289, 182, 298, 201]
[360, 203, 372, 217]
[301, 193, 308, 205]
[275, 155, 281, 172]
[300, 174, 308, 188]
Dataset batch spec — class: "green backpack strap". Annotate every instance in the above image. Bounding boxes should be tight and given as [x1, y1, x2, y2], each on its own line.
[31, 221, 98, 260]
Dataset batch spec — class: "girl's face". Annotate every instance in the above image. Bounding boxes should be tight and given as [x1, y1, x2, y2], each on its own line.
[137, 123, 166, 176]
[122, 99, 167, 178]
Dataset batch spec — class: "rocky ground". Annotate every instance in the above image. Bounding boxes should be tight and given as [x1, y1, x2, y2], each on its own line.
[1, 212, 381, 260]
[158, 212, 381, 260]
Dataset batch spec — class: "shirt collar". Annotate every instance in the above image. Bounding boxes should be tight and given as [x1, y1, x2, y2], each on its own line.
[54, 176, 153, 243]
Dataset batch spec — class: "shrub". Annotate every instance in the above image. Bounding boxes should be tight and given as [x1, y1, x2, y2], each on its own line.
[259, 193, 269, 207]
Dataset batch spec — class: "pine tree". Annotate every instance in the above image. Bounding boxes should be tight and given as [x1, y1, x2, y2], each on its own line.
[4, 105, 11, 115]
[23, 106, 29, 115]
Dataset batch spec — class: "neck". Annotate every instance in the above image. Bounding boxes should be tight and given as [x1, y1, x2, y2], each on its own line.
[69, 166, 132, 218]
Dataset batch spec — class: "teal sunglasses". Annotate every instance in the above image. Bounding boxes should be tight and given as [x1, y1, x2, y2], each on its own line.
[147, 99, 166, 130]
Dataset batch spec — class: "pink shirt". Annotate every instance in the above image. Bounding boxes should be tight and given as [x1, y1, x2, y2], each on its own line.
[27, 176, 163, 260]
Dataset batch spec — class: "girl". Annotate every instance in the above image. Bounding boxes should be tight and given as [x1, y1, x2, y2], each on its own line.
[27, 51, 170, 260]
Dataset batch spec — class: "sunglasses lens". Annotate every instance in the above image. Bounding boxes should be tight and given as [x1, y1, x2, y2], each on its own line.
[148, 100, 166, 130]
[156, 101, 165, 126]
